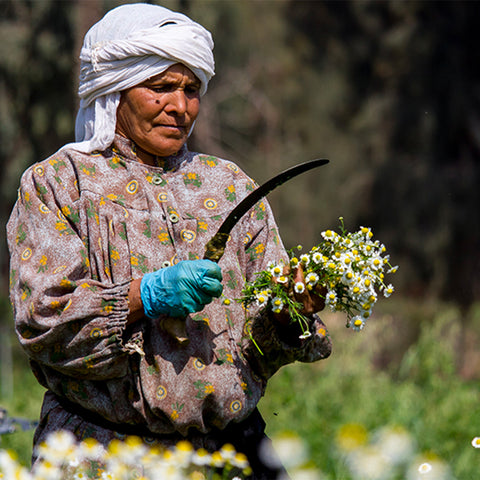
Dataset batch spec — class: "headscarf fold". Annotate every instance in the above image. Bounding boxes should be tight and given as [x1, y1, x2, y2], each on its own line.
[62, 3, 215, 154]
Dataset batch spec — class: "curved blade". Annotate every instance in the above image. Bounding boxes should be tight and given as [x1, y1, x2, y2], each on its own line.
[204, 158, 329, 262]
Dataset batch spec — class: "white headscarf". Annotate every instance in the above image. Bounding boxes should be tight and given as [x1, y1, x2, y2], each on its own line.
[62, 3, 215, 153]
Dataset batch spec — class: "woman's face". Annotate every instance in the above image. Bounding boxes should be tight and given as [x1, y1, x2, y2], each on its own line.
[116, 64, 201, 161]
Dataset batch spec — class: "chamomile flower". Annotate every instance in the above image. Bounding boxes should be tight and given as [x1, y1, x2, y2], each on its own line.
[369, 255, 383, 271]
[342, 270, 356, 284]
[325, 290, 337, 308]
[360, 226, 374, 239]
[383, 284, 394, 298]
[305, 272, 319, 287]
[191, 448, 212, 466]
[269, 264, 283, 278]
[255, 291, 270, 306]
[322, 229, 338, 242]
[350, 316, 366, 331]
[418, 462, 432, 474]
[277, 275, 288, 284]
[271, 297, 284, 314]
[294, 282, 305, 294]
[299, 254, 310, 266]
[312, 252, 323, 264]
[472, 437, 480, 448]
[299, 331, 312, 339]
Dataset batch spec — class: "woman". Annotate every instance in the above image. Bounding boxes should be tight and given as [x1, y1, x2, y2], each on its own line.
[7, 4, 331, 478]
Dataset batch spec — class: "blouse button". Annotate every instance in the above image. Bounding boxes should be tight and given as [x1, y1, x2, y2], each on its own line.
[169, 213, 179, 223]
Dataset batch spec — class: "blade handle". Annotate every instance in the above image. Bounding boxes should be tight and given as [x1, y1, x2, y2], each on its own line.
[204, 232, 230, 262]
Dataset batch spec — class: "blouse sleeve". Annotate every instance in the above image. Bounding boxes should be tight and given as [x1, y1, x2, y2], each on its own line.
[240, 198, 332, 380]
[7, 160, 136, 381]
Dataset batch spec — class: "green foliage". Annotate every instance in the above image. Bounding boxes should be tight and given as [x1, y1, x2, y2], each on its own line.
[259, 303, 480, 479]
[0, 354, 44, 467]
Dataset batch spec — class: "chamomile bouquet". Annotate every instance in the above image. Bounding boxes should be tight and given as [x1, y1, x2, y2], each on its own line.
[240, 218, 397, 338]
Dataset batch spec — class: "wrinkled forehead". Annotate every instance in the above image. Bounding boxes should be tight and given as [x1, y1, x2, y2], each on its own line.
[141, 64, 201, 86]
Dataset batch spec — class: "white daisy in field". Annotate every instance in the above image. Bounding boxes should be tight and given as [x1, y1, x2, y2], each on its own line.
[36, 430, 78, 466]
[191, 447, 212, 466]
[77, 437, 106, 462]
[472, 437, 480, 448]
[418, 462, 432, 474]
[311, 252, 323, 264]
[231, 452, 249, 469]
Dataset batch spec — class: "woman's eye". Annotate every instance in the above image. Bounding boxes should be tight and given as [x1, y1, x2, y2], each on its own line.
[150, 85, 170, 93]
[185, 85, 200, 95]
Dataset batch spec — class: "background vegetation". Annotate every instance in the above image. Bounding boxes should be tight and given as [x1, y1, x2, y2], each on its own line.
[0, 0, 479, 478]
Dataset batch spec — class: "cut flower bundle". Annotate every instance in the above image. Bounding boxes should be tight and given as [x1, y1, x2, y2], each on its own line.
[240, 219, 398, 338]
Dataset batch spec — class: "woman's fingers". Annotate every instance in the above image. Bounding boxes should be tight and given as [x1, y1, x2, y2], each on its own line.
[292, 265, 325, 315]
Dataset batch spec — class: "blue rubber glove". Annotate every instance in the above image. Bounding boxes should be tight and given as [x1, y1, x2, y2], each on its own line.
[140, 260, 223, 319]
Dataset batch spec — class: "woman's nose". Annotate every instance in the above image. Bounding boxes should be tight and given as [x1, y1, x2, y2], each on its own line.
[164, 89, 187, 114]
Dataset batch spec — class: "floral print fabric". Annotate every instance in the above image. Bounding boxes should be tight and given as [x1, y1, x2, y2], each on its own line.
[7, 135, 331, 442]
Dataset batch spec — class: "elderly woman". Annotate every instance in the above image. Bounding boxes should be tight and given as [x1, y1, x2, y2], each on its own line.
[7, 4, 331, 478]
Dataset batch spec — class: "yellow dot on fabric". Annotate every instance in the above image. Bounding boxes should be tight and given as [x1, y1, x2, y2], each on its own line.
[243, 233, 252, 245]
[126, 180, 138, 194]
[156, 385, 167, 400]
[39, 204, 50, 214]
[229, 400, 242, 413]
[21, 248, 32, 261]
[90, 327, 102, 339]
[204, 198, 217, 210]
[157, 192, 168, 202]
[181, 229, 196, 243]
[34, 165, 44, 176]
[53, 265, 67, 274]
[63, 299, 72, 311]
[227, 163, 239, 173]
[193, 358, 205, 371]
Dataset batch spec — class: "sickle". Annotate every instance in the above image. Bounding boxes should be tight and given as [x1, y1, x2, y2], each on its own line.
[204, 158, 330, 262]
[164, 158, 330, 343]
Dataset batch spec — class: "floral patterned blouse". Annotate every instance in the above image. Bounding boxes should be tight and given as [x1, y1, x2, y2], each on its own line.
[7, 135, 331, 439]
